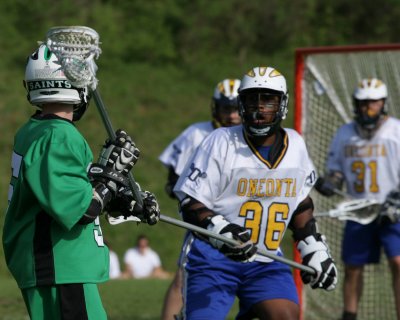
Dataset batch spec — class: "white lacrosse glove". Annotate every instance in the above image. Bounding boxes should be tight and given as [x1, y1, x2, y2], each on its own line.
[380, 189, 400, 223]
[297, 234, 337, 291]
[206, 215, 257, 263]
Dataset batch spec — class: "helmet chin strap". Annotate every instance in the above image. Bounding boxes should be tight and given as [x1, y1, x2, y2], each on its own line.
[72, 104, 87, 121]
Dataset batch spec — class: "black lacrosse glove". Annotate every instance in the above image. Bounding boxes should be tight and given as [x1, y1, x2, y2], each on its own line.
[88, 164, 129, 197]
[380, 188, 400, 223]
[106, 188, 160, 225]
[297, 234, 337, 291]
[136, 191, 161, 225]
[98, 129, 140, 175]
[88, 129, 140, 210]
[314, 177, 336, 197]
[206, 215, 257, 263]
[314, 172, 344, 197]
[105, 185, 138, 217]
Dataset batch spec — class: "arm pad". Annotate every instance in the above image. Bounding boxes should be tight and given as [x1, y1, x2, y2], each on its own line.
[165, 166, 179, 199]
[79, 182, 113, 225]
[292, 218, 318, 241]
[180, 196, 213, 227]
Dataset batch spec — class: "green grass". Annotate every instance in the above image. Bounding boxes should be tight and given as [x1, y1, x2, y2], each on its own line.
[0, 276, 240, 320]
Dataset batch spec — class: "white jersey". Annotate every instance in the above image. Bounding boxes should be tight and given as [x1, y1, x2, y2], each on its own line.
[326, 117, 400, 202]
[123, 247, 161, 279]
[174, 126, 316, 262]
[159, 121, 214, 175]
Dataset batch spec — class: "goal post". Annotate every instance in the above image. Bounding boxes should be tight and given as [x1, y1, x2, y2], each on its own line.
[293, 43, 400, 320]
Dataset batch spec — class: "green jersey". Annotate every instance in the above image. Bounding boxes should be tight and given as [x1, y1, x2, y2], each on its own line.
[3, 115, 109, 289]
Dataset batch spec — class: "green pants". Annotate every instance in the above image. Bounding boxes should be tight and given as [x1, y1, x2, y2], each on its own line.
[21, 283, 107, 320]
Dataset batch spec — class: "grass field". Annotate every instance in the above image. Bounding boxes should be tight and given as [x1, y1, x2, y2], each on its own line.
[0, 276, 241, 320]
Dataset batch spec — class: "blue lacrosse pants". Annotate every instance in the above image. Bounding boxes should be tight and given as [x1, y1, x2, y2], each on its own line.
[342, 219, 400, 265]
[183, 238, 298, 320]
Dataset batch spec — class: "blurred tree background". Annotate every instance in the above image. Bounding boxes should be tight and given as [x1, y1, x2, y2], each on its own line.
[1, 0, 400, 277]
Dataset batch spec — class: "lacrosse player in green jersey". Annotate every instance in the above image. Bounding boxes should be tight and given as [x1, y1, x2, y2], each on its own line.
[3, 44, 160, 320]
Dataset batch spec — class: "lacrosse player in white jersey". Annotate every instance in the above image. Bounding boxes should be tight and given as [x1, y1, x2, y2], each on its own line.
[159, 78, 242, 199]
[159, 79, 241, 320]
[315, 78, 400, 320]
[174, 66, 338, 320]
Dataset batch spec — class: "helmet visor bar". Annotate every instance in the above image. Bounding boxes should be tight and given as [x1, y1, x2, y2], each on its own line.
[241, 92, 281, 113]
[216, 102, 239, 114]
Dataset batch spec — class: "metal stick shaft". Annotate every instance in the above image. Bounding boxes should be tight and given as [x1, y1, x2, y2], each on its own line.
[92, 89, 143, 208]
[159, 214, 315, 275]
[314, 209, 340, 218]
[332, 188, 350, 198]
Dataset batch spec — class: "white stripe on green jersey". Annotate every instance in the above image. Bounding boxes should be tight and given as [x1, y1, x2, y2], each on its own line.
[326, 117, 400, 202]
[174, 125, 316, 262]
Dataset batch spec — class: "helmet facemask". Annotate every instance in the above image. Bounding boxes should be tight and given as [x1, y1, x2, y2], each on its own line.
[212, 99, 240, 127]
[352, 78, 388, 132]
[212, 79, 241, 127]
[239, 89, 288, 137]
[354, 98, 386, 131]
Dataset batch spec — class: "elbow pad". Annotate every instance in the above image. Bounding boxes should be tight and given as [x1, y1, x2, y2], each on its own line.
[292, 218, 319, 242]
[165, 167, 179, 199]
[179, 197, 213, 227]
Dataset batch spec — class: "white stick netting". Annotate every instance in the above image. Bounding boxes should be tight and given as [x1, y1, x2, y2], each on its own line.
[45, 26, 101, 90]
[297, 46, 400, 320]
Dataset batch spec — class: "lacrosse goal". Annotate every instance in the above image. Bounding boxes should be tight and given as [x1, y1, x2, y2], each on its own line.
[293, 44, 400, 320]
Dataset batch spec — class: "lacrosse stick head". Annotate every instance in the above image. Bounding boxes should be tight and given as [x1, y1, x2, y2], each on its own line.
[335, 198, 380, 224]
[45, 26, 101, 90]
[315, 198, 381, 225]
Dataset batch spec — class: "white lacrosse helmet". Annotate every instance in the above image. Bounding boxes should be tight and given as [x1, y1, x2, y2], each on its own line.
[353, 78, 388, 101]
[24, 44, 90, 121]
[353, 78, 388, 129]
[238, 66, 289, 137]
[213, 78, 241, 103]
[211, 78, 241, 126]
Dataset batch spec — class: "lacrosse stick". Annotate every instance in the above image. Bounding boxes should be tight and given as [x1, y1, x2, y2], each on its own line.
[331, 188, 350, 198]
[314, 198, 381, 224]
[107, 213, 315, 275]
[45, 26, 143, 209]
